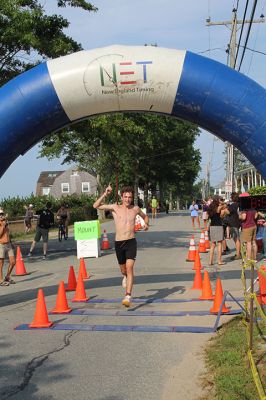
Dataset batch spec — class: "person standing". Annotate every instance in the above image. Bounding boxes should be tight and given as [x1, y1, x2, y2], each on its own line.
[228, 192, 242, 260]
[207, 196, 229, 266]
[93, 184, 149, 307]
[240, 208, 259, 261]
[24, 204, 34, 233]
[27, 202, 54, 259]
[151, 196, 158, 219]
[189, 200, 200, 230]
[0, 208, 16, 285]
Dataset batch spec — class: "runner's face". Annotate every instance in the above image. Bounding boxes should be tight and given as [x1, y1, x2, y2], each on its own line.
[121, 192, 133, 207]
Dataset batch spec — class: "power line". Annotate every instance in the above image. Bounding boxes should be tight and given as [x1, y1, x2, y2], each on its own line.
[238, 0, 259, 71]
[234, 0, 250, 68]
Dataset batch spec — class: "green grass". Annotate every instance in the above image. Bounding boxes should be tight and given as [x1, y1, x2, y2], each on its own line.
[200, 315, 266, 400]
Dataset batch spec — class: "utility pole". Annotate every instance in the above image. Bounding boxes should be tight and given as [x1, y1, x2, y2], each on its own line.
[206, 8, 264, 199]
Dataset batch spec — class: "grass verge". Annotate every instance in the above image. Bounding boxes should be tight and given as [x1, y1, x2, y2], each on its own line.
[200, 315, 266, 400]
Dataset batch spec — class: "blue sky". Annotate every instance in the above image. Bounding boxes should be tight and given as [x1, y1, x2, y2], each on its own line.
[1, 0, 265, 199]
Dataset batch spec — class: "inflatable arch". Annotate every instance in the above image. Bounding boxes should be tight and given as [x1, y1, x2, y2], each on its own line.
[1, 45, 266, 179]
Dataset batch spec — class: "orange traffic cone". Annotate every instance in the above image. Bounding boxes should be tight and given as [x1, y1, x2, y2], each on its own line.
[258, 266, 266, 305]
[101, 230, 110, 250]
[193, 250, 203, 270]
[199, 270, 214, 300]
[186, 235, 196, 262]
[29, 289, 53, 328]
[72, 270, 89, 302]
[79, 258, 89, 280]
[191, 268, 203, 290]
[66, 266, 77, 291]
[210, 278, 230, 313]
[204, 230, 210, 250]
[198, 230, 207, 253]
[51, 281, 72, 314]
[14, 246, 28, 276]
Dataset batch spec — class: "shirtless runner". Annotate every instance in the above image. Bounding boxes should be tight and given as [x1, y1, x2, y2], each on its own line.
[93, 185, 149, 307]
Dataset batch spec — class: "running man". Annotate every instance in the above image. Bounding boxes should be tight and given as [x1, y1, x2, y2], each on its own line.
[93, 185, 149, 307]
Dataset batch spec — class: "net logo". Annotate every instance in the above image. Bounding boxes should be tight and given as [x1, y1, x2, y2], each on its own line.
[100, 61, 153, 86]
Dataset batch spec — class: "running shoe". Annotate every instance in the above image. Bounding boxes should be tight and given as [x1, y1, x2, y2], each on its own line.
[122, 276, 127, 289]
[42, 255, 46, 260]
[122, 295, 131, 308]
[27, 252, 32, 257]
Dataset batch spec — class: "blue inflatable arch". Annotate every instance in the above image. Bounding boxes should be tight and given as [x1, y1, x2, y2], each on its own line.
[0, 45, 266, 178]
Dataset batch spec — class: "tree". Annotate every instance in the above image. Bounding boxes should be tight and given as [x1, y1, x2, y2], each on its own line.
[39, 113, 201, 204]
[0, 0, 97, 85]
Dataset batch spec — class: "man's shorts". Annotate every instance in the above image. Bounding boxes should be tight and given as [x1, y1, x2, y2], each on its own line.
[115, 238, 137, 265]
[241, 226, 257, 242]
[34, 226, 49, 243]
[0, 243, 15, 258]
[230, 227, 240, 241]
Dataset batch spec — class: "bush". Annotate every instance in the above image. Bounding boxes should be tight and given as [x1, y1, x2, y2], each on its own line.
[248, 186, 266, 195]
[0, 194, 97, 221]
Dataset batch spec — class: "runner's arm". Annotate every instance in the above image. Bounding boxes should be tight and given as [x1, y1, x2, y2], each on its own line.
[93, 185, 116, 211]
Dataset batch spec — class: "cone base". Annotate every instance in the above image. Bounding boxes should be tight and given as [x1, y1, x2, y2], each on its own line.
[191, 286, 202, 290]
[186, 259, 195, 262]
[14, 273, 28, 276]
[50, 308, 72, 314]
[101, 246, 110, 250]
[72, 297, 89, 302]
[65, 287, 76, 291]
[29, 321, 53, 328]
[210, 306, 230, 314]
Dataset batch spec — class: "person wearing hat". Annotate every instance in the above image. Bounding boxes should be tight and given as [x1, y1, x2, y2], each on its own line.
[0, 208, 16, 286]
[24, 204, 34, 233]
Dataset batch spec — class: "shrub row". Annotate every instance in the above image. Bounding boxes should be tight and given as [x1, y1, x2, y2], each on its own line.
[0, 193, 98, 222]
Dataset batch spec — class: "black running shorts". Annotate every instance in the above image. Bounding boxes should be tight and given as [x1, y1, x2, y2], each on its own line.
[115, 238, 137, 265]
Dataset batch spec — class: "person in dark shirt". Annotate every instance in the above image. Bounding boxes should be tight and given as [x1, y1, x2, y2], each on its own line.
[27, 202, 54, 259]
[228, 192, 241, 260]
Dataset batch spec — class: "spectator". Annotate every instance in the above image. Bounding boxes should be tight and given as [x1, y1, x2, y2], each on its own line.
[27, 202, 54, 259]
[207, 196, 229, 266]
[202, 200, 209, 230]
[189, 200, 200, 230]
[0, 208, 16, 285]
[151, 196, 158, 219]
[228, 192, 241, 260]
[56, 203, 70, 239]
[239, 207, 259, 262]
[24, 204, 34, 233]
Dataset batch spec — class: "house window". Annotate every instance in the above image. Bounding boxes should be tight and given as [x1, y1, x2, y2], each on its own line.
[42, 187, 51, 195]
[82, 182, 90, 192]
[61, 183, 69, 193]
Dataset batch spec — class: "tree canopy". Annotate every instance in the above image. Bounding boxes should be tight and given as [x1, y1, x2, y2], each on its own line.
[0, 0, 97, 85]
[39, 113, 201, 203]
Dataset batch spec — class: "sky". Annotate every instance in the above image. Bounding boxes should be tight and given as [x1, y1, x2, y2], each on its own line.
[1, 0, 266, 199]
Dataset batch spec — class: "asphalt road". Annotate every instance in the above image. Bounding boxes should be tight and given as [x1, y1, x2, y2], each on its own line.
[0, 212, 245, 400]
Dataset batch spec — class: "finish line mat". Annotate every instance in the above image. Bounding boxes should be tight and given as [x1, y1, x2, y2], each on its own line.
[15, 323, 214, 333]
[79, 297, 244, 304]
[49, 309, 242, 317]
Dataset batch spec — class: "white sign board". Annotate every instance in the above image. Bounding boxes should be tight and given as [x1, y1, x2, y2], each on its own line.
[77, 239, 101, 259]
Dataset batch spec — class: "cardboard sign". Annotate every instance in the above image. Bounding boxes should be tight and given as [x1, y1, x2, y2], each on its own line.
[74, 220, 101, 240]
[77, 239, 100, 258]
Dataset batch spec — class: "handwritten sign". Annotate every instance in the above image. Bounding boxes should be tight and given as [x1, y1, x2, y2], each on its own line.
[74, 220, 101, 240]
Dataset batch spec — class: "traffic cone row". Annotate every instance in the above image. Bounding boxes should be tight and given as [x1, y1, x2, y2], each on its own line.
[101, 229, 110, 250]
[186, 235, 196, 262]
[28, 258, 91, 328]
[14, 246, 28, 276]
[193, 250, 203, 270]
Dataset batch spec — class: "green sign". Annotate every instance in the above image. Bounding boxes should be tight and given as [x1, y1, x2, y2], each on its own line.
[74, 220, 101, 240]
